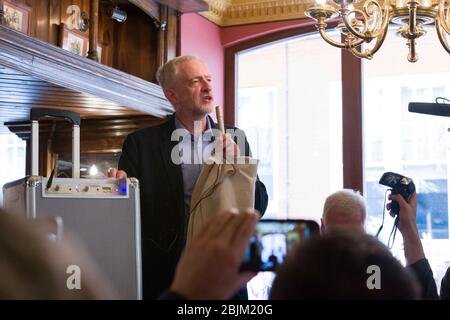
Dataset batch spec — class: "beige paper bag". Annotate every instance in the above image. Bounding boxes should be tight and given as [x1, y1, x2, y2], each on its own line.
[187, 156, 258, 240]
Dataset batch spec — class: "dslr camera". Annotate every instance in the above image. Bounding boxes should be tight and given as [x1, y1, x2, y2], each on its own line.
[379, 172, 415, 215]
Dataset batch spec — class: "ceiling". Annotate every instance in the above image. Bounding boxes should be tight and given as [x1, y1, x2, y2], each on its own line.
[200, 0, 311, 26]
[126, 0, 312, 26]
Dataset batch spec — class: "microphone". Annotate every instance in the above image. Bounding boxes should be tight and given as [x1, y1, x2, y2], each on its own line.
[408, 102, 450, 117]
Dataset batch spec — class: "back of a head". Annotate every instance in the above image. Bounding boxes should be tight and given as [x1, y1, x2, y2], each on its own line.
[270, 231, 420, 299]
[322, 189, 366, 232]
[0, 209, 117, 299]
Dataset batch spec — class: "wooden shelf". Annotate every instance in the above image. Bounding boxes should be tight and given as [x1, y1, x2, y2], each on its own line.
[0, 24, 174, 123]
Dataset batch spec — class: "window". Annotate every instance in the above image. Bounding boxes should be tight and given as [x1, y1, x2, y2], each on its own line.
[0, 133, 26, 206]
[236, 33, 343, 222]
[232, 22, 450, 299]
[235, 32, 342, 299]
[363, 28, 450, 289]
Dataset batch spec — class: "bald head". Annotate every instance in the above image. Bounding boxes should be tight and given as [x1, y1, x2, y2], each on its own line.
[321, 189, 366, 233]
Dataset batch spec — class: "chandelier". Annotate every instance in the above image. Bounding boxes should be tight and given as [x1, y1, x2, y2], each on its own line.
[304, 0, 450, 62]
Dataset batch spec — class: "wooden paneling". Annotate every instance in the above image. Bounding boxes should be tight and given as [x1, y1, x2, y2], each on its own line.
[6, 115, 167, 152]
[127, 0, 160, 21]
[114, 3, 158, 82]
[155, 5, 178, 68]
[342, 47, 363, 193]
[166, 7, 178, 61]
[0, 66, 152, 133]
[1, 0, 168, 81]
[48, 0, 60, 45]
[156, 4, 168, 69]
[87, 0, 99, 60]
[6, 115, 168, 175]
[0, 26, 173, 118]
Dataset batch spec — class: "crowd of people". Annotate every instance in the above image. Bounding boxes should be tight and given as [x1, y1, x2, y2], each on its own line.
[162, 189, 447, 300]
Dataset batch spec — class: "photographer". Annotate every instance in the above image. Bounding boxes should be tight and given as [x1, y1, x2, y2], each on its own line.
[387, 191, 439, 299]
[320, 188, 438, 299]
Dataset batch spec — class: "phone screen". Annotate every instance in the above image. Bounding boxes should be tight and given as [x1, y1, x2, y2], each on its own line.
[241, 219, 319, 272]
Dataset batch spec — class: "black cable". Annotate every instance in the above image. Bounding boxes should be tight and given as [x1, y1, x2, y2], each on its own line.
[376, 189, 391, 238]
[189, 164, 226, 215]
[46, 166, 56, 190]
[387, 215, 400, 249]
[376, 188, 400, 249]
[435, 97, 450, 104]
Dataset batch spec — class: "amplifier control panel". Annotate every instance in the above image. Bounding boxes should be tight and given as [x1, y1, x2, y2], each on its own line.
[42, 178, 129, 198]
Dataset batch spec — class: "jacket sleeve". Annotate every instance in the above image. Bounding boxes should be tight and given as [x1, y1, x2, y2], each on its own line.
[118, 134, 140, 179]
[440, 267, 450, 300]
[407, 258, 439, 300]
[237, 129, 269, 217]
[254, 176, 268, 217]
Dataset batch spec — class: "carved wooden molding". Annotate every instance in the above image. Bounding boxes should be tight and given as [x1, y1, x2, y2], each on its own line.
[0, 25, 174, 117]
[201, 0, 310, 26]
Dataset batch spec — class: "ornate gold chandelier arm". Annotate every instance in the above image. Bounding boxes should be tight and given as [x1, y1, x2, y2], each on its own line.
[316, 17, 364, 49]
[438, 0, 450, 35]
[436, 15, 450, 53]
[341, 1, 389, 42]
[348, 19, 389, 59]
[407, 1, 419, 62]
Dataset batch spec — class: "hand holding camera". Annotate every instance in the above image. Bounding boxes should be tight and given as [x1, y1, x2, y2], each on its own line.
[378, 172, 418, 248]
[379, 172, 416, 216]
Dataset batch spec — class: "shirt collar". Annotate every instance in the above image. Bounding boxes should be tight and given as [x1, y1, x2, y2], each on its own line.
[174, 115, 213, 142]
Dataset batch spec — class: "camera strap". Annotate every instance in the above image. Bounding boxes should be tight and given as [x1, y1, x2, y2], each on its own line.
[375, 189, 391, 238]
[387, 215, 400, 249]
[376, 189, 399, 249]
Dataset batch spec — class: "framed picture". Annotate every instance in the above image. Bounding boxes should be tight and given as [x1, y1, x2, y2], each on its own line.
[4, 0, 31, 34]
[59, 23, 89, 57]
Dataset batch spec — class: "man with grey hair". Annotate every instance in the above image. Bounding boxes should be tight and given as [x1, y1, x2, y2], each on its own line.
[320, 188, 438, 299]
[321, 189, 366, 233]
[109, 55, 268, 299]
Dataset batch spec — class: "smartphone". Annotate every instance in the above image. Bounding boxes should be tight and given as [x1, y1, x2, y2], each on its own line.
[240, 219, 320, 272]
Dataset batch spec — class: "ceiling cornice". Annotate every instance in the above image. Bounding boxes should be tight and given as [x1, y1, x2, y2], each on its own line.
[200, 0, 310, 27]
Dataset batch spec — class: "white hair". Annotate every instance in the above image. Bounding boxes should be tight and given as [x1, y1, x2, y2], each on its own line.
[322, 189, 366, 223]
[156, 55, 199, 91]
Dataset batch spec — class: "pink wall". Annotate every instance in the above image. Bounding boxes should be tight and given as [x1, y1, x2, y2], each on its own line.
[180, 14, 313, 120]
[180, 13, 224, 109]
[221, 18, 314, 48]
